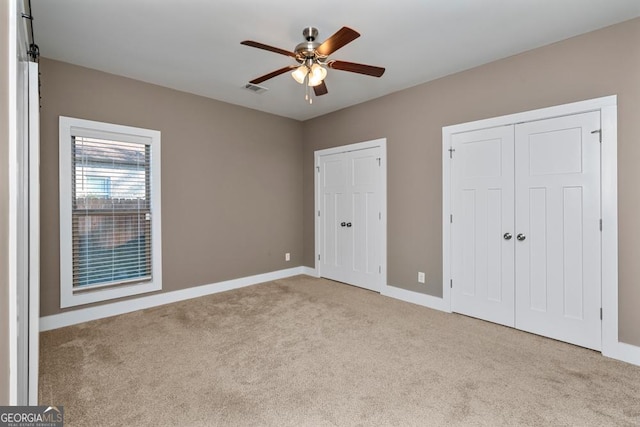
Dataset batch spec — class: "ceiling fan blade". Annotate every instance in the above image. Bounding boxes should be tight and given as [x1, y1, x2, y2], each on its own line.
[249, 66, 297, 84]
[328, 60, 385, 77]
[241, 40, 297, 58]
[313, 80, 328, 96]
[316, 27, 360, 56]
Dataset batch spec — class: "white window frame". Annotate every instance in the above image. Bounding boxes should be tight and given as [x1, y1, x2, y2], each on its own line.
[59, 116, 162, 308]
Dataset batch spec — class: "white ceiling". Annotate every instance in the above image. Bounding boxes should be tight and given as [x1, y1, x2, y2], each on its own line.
[30, 0, 640, 121]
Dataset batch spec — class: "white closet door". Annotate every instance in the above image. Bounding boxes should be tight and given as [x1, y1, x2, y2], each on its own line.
[318, 147, 383, 291]
[348, 148, 382, 290]
[451, 126, 515, 327]
[514, 111, 602, 350]
[319, 152, 350, 284]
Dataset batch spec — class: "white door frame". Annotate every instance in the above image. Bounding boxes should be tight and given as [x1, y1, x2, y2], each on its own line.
[443, 95, 640, 365]
[314, 138, 387, 291]
[27, 60, 40, 405]
[7, 0, 19, 404]
[8, 0, 40, 404]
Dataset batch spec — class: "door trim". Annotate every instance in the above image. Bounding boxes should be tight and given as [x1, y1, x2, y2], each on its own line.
[442, 95, 628, 361]
[28, 61, 40, 405]
[7, 0, 19, 404]
[314, 138, 387, 292]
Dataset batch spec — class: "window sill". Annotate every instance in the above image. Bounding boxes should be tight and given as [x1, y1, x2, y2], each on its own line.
[61, 279, 162, 308]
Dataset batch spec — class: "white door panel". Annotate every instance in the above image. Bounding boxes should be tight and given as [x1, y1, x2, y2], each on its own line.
[320, 153, 349, 284]
[515, 111, 602, 350]
[319, 146, 383, 291]
[451, 126, 515, 327]
[349, 150, 381, 288]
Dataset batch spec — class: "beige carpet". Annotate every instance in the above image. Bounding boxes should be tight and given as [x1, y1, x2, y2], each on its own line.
[39, 275, 640, 426]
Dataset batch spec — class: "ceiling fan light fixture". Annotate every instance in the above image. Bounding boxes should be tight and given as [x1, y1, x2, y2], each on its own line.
[307, 76, 323, 87]
[307, 63, 327, 87]
[291, 65, 308, 84]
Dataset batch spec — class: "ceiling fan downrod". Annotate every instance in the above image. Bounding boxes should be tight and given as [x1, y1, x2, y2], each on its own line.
[303, 27, 318, 42]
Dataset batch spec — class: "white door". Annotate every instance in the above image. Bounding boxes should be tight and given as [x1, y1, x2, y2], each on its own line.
[349, 148, 383, 289]
[451, 126, 515, 327]
[318, 146, 383, 291]
[515, 111, 601, 350]
[450, 111, 602, 350]
[319, 152, 350, 284]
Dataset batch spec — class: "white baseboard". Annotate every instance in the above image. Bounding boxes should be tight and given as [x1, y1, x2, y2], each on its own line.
[40, 267, 308, 331]
[604, 340, 640, 367]
[381, 284, 451, 313]
[300, 266, 318, 277]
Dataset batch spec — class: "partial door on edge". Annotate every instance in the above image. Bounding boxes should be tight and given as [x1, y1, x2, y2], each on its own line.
[318, 146, 383, 292]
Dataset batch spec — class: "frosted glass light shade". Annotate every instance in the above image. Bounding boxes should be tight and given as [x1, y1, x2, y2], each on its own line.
[307, 64, 327, 87]
[291, 66, 308, 84]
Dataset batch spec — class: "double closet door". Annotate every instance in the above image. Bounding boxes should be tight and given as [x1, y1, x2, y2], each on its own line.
[318, 146, 383, 292]
[451, 111, 602, 350]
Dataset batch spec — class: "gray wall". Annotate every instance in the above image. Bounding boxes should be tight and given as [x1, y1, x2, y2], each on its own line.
[302, 18, 640, 346]
[39, 58, 304, 316]
[0, 0, 11, 406]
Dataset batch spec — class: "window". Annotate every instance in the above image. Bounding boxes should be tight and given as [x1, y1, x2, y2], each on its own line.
[82, 176, 112, 199]
[59, 117, 161, 307]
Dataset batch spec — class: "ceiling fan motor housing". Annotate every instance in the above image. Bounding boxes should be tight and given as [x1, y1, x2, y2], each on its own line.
[295, 27, 323, 62]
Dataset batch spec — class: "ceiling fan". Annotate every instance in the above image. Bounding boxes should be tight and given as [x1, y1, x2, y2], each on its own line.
[241, 26, 385, 103]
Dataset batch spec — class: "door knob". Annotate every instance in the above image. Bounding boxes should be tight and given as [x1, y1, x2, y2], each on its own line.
[503, 233, 512, 240]
[340, 222, 346, 227]
[346, 222, 352, 228]
[517, 233, 526, 241]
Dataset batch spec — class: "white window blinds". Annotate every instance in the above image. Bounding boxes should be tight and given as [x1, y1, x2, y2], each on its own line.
[72, 136, 152, 290]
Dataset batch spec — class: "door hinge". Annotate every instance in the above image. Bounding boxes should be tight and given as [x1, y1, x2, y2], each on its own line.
[599, 219, 602, 231]
[318, 254, 321, 261]
[450, 279, 453, 288]
[318, 210, 320, 217]
[316, 166, 320, 172]
[450, 214, 453, 224]
[600, 307, 603, 320]
[376, 157, 381, 166]
[591, 129, 602, 143]
[379, 212, 382, 220]
[379, 265, 382, 273]
[449, 147, 456, 159]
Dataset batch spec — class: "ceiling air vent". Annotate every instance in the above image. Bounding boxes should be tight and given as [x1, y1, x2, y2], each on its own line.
[244, 83, 268, 94]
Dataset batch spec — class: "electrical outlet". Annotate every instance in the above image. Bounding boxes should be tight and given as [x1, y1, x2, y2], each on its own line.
[418, 272, 425, 284]
[285, 253, 291, 262]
